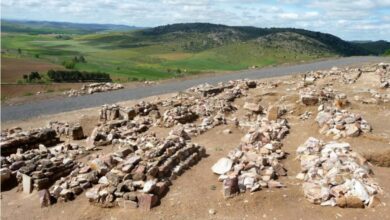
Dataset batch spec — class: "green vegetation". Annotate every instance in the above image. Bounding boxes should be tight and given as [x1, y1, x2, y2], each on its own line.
[2, 21, 388, 82]
[47, 70, 111, 82]
[352, 40, 390, 55]
[23, 71, 41, 82]
[384, 49, 390, 56]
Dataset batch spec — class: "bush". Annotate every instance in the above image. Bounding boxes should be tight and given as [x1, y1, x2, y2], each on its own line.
[62, 60, 76, 69]
[47, 69, 112, 82]
[22, 72, 42, 83]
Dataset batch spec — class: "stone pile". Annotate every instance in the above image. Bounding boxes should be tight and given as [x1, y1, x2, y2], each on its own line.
[354, 89, 390, 104]
[87, 117, 153, 149]
[316, 107, 371, 139]
[299, 87, 320, 106]
[99, 104, 137, 122]
[0, 127, 59, 156]
[49, 121, 85, 140]
[162, 106, 198, 127]
[376, 63, 389, 88]
[299, 86, 340, 106]
[341, 68, 362, 84]
[0, 143, 85, 192]
[65, 83, 124, 97]
[296, 137, 381, 208]
[212, 118, 289, 198]
[49, 130, 206, 210]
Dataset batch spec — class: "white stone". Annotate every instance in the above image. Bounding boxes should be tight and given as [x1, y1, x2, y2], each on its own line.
[211, 158, 233, 175]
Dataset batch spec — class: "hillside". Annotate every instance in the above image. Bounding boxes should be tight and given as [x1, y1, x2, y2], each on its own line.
[1, 19, 143, 34]
[352, 40, 390, 55]
[1, 22, 387, 82]
[84, 23, 368, 56]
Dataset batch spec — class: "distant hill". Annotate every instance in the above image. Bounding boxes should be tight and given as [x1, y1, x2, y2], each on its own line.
[84, 23, 372, 56]
[2, 21, 389, 81]
[1, 19, 144, 34]
[351, 40, 390, 55]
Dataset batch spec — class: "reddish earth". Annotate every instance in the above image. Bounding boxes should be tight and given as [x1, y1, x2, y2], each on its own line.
[1, 57, 63, 83]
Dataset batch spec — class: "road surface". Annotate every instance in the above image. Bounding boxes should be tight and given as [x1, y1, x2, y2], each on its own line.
[1, 56, 388, 122]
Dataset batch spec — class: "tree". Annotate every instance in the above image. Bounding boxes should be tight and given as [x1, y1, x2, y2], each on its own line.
[79, 55, 86, 63]
[17, 48, 22, 54]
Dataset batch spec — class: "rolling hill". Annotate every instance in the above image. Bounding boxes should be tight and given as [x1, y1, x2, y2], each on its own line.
[1, 19, 143, 34]
[2, 21, 389, 82]
[351, 40, 390, 55]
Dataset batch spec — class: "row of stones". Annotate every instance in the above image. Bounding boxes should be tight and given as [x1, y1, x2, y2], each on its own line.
[48, 129, 205, 210]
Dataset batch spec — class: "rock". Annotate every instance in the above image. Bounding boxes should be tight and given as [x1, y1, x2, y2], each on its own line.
[98, 176, 109, 185]
[337, 196, 364, 208]
[39, 189, 51, 207]
[143, 180, 157, 193]
[71, 126, 84, 140]
[211, 158, 233, 175]
[368, 196, 381, 208]
[39, 144, 48, 153]
[0, 168, 11, 185]
[117, 199, 138, 209]
[85, 185, 101, 200]
[209, 209, 216, 215]
[243, 102, 263, 113]
[137, 193, 159, 211]
[345, 124, 360, 137]
[315, 112, 332, 127]
[223, 129, 232, 135]
[10, 161, 25, 171]
[89, 158, 109, 175]
[303, 182, 321, 204]
[266, 105, 279, 121]
[22, 174, 33, 194]
[267, 180, 284, 188]
[223, 176, 239, 198]
[301, 95, 318, 106]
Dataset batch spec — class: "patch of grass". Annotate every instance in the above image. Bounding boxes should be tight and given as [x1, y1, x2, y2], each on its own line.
[1, 29, 336, 81]
[24, 92, 34, 96]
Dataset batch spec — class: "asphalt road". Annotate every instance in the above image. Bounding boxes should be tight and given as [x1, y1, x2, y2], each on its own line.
[1, 56, 388, 122]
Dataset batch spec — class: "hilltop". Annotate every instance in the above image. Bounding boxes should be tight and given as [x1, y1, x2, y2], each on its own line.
[1, 19, 143, 34]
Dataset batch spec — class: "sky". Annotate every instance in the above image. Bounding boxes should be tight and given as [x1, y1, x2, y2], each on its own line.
[2, 0, 390, 41]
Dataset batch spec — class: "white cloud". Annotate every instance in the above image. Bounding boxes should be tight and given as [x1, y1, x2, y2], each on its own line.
[1, 0, 389, 40]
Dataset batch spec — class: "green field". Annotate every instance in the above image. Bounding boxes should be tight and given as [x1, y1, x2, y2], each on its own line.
[3, 22, 366, 82]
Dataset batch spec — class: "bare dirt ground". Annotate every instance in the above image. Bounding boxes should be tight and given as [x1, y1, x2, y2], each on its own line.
[1, 57, 64, 83]
[1, 64, 390, 220]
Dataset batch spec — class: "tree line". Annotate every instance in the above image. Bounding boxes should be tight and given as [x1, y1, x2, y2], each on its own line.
[47, 70, 112, 82]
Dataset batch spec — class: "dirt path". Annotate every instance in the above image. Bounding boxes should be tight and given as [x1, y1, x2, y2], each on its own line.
[2, 56, 389, 122]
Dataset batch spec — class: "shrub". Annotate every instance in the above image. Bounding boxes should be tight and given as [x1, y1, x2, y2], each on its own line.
[62, 60, 76, 69]
[47, 69, 112, 82]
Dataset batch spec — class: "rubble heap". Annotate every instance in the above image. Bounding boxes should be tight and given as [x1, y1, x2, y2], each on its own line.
[341, 68, 362, 84]
[212, 118, 289, 198]
[49, 131, 206, 210]
[376, 63, 389, 88]
[0, 127, 59, 156]
[99, 104, 137, 122]
[296, 137, 381, 208]
[1, 143, 85, 192]
[49, 121, 85, 140]
[162, 106, 198, 127]
[65, 83, 124, 97]
[316, 107, 371, 139]
[299, 86, 342, 106]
